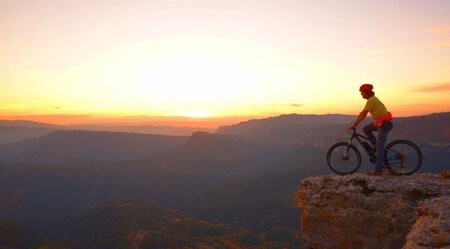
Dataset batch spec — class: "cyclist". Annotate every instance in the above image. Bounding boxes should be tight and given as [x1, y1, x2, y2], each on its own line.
[348, 84, 394, 175]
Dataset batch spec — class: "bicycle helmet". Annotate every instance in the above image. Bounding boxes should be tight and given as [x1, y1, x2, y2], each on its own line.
[359, 83, 373, 92]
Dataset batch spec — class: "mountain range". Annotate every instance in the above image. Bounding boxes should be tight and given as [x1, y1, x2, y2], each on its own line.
[0, 120, 212, 144]
[0, 120, 58, 144]
[217, 112, 450, 143]
[0, 130, 187, 162]
[0, 112, 448, 248]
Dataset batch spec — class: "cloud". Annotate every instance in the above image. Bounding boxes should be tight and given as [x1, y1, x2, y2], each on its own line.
[407, 103, 441, 107]
[264, 103, 304, 108]
[413, 82, 450, 93]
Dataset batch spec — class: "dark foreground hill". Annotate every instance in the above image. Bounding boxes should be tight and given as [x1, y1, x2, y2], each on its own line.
[54, 199, 302, 249]
[0, 218, 43, 248]
[0, 130, 188, 162]
[0, 199, 303, 249]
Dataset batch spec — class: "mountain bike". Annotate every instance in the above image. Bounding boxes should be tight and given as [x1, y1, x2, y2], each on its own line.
[326, 128, 423, 175]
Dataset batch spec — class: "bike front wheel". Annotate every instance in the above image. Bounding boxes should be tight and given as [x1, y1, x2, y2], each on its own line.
[327, 142, 361, 175]
[384, 139, 423, 175]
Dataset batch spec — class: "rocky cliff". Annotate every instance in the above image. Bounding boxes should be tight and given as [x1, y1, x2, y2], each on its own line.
[296, 173, 449, 249]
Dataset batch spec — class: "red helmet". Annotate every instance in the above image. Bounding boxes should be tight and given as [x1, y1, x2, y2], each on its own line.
[359, 83, 373, 92]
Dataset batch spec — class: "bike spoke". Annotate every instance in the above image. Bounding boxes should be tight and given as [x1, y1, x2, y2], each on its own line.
[385, 139, 422, 175]
[327, 142, 361, 175]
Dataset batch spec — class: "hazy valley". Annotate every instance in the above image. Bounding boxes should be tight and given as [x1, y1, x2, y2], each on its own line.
[0, 112, 448, 248]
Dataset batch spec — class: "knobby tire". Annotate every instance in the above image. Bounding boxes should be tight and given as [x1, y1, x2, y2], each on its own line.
[384, 139, 423, 175]
[327, 142, 361, 175]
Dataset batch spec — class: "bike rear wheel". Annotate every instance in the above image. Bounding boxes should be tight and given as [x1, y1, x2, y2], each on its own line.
[384, 139, 423, 175]
[327, 142, 361, 175]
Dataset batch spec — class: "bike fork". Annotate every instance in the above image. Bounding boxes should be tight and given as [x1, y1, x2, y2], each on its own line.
[343, 141, 352, 159]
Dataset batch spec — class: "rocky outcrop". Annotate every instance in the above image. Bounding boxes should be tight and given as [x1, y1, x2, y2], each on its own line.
[403, 196, 450, 249]
[296, 173, 449, 249]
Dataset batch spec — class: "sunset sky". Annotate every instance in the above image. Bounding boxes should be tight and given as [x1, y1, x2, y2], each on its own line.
[0, 0, 449, 127]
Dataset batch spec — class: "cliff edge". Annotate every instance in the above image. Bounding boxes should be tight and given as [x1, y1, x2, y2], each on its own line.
[296, 173, 449, 249]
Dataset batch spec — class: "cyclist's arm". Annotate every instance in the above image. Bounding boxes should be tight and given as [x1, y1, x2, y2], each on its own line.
[349, 109, 369, 129]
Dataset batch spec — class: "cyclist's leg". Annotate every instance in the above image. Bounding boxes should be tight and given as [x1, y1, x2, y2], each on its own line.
[363, 123, 377, 145]
[375, 121, 393, 170]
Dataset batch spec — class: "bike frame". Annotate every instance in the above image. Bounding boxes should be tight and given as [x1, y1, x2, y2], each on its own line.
[347, 129, 372, 153]
[347, 128, 398, 163]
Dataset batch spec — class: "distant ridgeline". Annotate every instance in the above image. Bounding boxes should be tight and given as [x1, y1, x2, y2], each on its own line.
[216, 112, 450, 144]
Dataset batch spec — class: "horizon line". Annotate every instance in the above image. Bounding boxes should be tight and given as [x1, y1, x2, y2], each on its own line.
[0, 111, 447, 128]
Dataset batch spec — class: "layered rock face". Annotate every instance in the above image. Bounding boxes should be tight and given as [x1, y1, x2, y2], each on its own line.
[296, 173, 449, 249]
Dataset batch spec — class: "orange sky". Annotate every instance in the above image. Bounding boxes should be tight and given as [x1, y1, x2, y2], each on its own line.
[0, 0, 449, 127]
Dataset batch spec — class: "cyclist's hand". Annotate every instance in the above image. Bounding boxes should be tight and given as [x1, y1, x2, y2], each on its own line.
[348, 123, 356, 130]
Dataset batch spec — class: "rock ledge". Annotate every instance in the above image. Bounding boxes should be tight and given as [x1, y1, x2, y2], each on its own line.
[296, 173, 449, 249]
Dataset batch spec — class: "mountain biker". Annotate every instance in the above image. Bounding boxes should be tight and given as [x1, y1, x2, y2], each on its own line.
[348, 84, 394, 175]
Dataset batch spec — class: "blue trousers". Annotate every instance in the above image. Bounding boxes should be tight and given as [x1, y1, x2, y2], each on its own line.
[363, 121, 394, 170]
